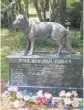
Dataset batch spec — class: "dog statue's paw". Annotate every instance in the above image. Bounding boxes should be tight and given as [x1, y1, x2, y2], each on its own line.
[69, 50, 76, 54]
[27, 51, 32, 56]
[23, 50, 28, 56]
[50, 53, 60, 57]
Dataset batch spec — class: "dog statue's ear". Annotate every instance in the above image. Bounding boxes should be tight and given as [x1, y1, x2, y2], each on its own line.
[14, 11, 19, 17]
[19, 9, 27, 19]
[20, 9, 26, 15]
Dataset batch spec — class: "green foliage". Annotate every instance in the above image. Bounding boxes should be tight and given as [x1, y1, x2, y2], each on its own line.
[70, 32, 83, 48]
[1, 58, 9, 79]
[20, 0, 25, 9]
[1, 2, 6, 8]
[1, 30, 25, 80]
[67, 0, 80, 7]
[1, 2, 8, 28]
[14, 33, 26, 46]
[35, 39, 53, 48]
[1, 12, 8, 28]
[66, 1, 82, 28]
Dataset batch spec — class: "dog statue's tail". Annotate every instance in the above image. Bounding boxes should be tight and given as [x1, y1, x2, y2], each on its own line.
[65, 29, 75, 53]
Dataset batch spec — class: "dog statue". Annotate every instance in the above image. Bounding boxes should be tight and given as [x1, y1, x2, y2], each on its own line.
[13, 14, 75, 55]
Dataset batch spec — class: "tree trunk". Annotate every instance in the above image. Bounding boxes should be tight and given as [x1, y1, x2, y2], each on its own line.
[50, 0, 61, 23]
[7, 11, 12, 30]
[24, 0, 29, 18]
[80, 0, 83, 40]
[11, 5, 15, 29]
[40, 0, 46, 21]
[18, 0, 22, 12]
[80, 19, 83, 40]
[50, 0, 66, 24]
[6, 0, 15, 30]
[33, 0, 43, 21]
[1, 0, 18, 13]
[60, 0, 66, 25]
[50, 0, 56, 22]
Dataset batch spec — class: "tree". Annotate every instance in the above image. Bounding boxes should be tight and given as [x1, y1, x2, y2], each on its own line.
[60, 0, 66, 25]
[33, 0, 66, 24]
[33, 0, 43, 21]
[1, 0, 18, 13]
[24, 0, 29, 18]
[1, 0, 18, 29]
[1, 0, 27, 29]
[50, 0, 66, 25]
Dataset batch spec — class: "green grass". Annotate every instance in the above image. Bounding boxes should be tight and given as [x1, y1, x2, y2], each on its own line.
[67, 0, 80, 7]
[1, 29, 25, 80]
[1, 29, 83, 80]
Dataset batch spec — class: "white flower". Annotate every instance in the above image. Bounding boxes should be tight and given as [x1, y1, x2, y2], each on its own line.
[30, 96, 36, 102]
[8, 86, 18, 92]
[44, 92, 52, 99]
[36, 90, 43, 95]
[16, 92, 23, 99]
[2, 91, 10, 97]
[72, 90, 78, 97]
[8, 87, 12, 91]
[71, 99, 79, 108]
[59, 90, 66, 97]
[36, 90, 43, 98]
[64, 98, 71, 105]
[37, 93, 43, 97]
[24, 95, 30, 101]
[66, 92, 72, 97]
[11, 100, 21, 109]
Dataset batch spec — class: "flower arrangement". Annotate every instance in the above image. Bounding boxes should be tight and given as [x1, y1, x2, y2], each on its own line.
[2, 86, 83, 110]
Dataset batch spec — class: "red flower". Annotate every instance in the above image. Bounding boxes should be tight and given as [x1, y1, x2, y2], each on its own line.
[35, 96, 46, 104]
[35, 97, 42, 104]
[41, 96, 46, 104]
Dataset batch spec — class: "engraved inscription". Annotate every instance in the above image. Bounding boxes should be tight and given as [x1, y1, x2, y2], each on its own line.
[9, 57, 82, 86]
[19, 58, 72, 64]
[10, 68, 27, 86]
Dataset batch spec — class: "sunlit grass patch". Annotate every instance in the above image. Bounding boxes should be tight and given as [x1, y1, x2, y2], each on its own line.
[29, 7, 37, 15]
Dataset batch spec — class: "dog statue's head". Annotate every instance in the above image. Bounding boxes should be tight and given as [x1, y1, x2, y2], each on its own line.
[13, 14, 29, 30]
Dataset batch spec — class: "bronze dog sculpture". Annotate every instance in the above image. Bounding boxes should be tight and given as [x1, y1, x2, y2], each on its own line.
[13, 14, 75, 55]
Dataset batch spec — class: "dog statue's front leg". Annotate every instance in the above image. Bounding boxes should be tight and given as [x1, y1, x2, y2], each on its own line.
[27, 39, 35, 55]
[55, 40, 63, 55]
[30, 40, 34, 55]
[56, 45, 63, 55]
[24, 39, 31, 55]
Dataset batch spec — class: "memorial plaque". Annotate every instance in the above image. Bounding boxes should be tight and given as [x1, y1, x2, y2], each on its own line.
[6, 51, 83, 96]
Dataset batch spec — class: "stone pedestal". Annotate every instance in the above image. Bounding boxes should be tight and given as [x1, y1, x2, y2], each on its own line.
[6, 51, 83, 97]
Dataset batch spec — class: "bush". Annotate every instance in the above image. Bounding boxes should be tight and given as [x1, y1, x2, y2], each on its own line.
[15, 33, 83, 49]
[15, 33, 26, 46]
[70, 33, 83, 48]
[1, 3, 8, 28]
[35, 39, 54, 48]
[66, 2, 82, 29]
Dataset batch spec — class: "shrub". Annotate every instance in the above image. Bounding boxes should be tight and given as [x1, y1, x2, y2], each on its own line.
[70, 33, 83, 48]
[35, 38, 54, 48]
[66, 2, 82, 29]
[15, 33, 26, 46]
[1, 3, 8, 28]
